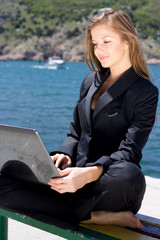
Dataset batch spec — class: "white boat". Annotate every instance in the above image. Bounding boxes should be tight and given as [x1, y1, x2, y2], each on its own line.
[46, 56, 65, 69]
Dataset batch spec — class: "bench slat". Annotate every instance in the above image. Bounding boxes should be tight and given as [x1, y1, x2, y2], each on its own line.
[80, 224, 159, 240]
[0, 215, 8, 240]
[80, 214, 160, 240]
[137, 214, 160, 228]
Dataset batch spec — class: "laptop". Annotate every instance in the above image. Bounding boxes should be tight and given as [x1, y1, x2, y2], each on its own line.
[0, 124, 60, 185]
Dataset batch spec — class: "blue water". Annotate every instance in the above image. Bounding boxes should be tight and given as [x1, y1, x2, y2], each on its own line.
[0, 61, 160, 178]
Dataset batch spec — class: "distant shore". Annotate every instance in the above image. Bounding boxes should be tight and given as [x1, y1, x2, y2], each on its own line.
[0, 34, 160, 64]
[0, 56, 160, 65]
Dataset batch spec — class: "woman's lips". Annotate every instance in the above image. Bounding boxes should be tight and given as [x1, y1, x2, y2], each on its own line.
[99, 56, 109, 61]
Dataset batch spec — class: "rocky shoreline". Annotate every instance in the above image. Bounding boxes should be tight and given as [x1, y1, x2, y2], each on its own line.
[146, 58, 160, 65]
[0, 33, 159, 64]
[0, 52, 159, 65]
[0, 49, 159, 65]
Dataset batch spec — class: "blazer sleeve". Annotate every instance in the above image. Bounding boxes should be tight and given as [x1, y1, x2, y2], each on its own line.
[86, 84, 159, 171]
[50, 73, 94, 165]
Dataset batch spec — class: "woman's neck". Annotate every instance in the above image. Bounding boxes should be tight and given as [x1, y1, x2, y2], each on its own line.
[109, 63, 132, 83]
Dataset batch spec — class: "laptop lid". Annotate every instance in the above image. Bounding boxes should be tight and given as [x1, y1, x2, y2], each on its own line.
[0, 125, 60, 185]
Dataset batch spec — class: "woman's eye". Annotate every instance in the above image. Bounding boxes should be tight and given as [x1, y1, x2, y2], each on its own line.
[104, 41, 111, 44]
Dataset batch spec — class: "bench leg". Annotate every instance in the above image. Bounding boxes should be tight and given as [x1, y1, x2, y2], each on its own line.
[0, 215, 8, 240]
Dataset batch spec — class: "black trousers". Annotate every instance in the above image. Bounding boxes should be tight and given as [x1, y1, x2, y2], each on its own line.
[0, 161, 146, 227]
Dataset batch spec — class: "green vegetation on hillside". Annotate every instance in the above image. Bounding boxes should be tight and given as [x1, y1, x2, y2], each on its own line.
[0, 0, 160, 43]
[0, 0, 159, 61]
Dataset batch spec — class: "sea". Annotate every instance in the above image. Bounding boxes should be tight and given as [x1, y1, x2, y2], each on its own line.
[0, 61, 160, 179]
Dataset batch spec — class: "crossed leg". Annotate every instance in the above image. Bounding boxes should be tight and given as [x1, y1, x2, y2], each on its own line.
[81, 162, 145, 229]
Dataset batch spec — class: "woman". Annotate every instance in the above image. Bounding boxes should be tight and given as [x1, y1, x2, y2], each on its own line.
[48, 9, 158, 227]
[0, 9, 158, 229]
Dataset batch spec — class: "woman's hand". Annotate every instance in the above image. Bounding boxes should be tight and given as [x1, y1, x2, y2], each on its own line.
[48, 166, 103, 194]
[51, 154, 72, 170]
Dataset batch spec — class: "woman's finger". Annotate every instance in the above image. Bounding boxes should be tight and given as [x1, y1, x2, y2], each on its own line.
[55, 155, 65, 168]
[51, 154, 59, 162]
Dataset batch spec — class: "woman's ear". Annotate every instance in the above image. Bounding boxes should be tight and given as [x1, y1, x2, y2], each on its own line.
[125, 41, 129, 50]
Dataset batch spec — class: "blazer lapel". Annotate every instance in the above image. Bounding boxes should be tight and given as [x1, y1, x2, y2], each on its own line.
[93, 67, 140, 118]
[85, 68, 110, 126]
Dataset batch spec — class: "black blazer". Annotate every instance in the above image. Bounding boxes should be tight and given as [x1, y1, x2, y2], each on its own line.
[51, 67, 159, 171]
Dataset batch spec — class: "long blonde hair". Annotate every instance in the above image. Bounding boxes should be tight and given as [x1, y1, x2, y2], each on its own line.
[85, 9, 152, 81]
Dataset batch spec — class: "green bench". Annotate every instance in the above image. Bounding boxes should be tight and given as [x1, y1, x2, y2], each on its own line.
[0, 208, 118, 240]
[0, 208, 160, 240]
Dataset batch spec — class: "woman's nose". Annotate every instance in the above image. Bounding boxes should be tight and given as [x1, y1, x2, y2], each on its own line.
[95, 43, 105, 52]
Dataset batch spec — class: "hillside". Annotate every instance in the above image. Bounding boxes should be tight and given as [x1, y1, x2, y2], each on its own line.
[0, 0, 160, 63]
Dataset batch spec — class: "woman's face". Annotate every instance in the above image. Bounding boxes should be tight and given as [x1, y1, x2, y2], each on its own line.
[91, 24, 129, 70]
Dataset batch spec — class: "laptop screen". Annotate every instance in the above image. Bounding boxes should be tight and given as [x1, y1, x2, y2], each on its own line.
[0, 125, 60, 185]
